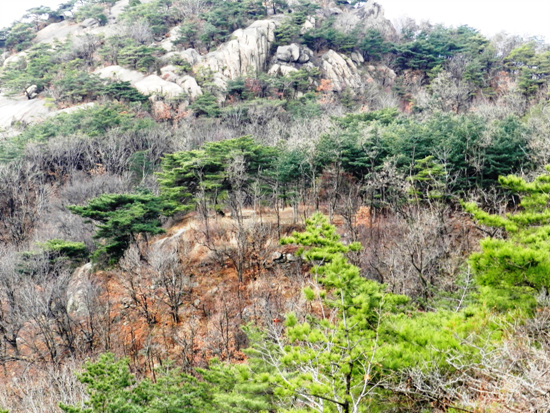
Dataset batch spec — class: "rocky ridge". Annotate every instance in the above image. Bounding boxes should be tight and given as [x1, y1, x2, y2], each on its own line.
[0, 1, 396, 129]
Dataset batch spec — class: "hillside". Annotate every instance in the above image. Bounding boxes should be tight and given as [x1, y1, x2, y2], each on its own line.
[2, 0, 550, 412]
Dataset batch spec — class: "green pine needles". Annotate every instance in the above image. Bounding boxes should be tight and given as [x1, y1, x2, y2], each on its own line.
[269, 213, 409, 412]
[68, 192, 165, 266]
[251, 213, 503, 412]
[463, 166, 550, 310]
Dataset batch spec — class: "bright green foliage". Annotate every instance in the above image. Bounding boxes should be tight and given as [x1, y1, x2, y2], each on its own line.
[226, 78, 248, 100]
[67, 193, 165, 265]
[175, 21, 200, 49]
[302, 19, 358, 53]
[464, 167, 550, 300]
[133, 367, 212, 413]
[0, 104, 154, 163]
[17, 239, 88, 277]
[375, 112, 530, 191]
[98, 35, 134, 65]
[285, 93, 321, 118]
[334, 108, 399, 129]
[119, 1, 172, 36]
[52, 67, 104, 104]
[201, 0, 266, 45]
[312, 108, 399, 182]
[273, 214, 410, 412]
[254, 213, 501, 411]
[60, 353, 213, 413]
[506, 42, 537, 71]
[158, 136, 276, 215]
[265, 68, 320, 100]
[75, 4, 108, 26]
[5, 23, 35, 51]
[197, 359, 272, 412]
[0, 43, 58, 95]
[103, 81, 149, 103]
[393, 25, 490, 73]
[358, 29, 390, 61]
[60, 353, 136, 413]
[118, 44, 161, 72]
[189, 92, 221, 117]
[274, 13, 306, 46]
[506, 43, 550, 96]
[40, 239, 88, 265]
[407, 156, 448, 202]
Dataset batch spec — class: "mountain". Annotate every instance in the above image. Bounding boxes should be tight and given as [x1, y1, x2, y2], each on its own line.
[1, 1, 550, 412]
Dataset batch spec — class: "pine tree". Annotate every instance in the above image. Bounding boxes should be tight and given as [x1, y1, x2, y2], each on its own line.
[463, 166, 550, 309]
[60, 353, 213, 413]
[252, 213, 409, 412]
[68, 192, 165, 266]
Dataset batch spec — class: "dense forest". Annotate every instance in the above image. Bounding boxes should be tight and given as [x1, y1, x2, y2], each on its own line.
[2, 0, 550, 411]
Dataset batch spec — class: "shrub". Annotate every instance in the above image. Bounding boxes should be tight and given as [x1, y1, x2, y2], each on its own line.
[189, 92, 220, 117]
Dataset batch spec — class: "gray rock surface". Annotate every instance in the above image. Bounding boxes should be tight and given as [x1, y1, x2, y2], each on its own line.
[276, 44, 301, 63]
[80, 18, 100, 29]
[134, 75, 185, 97]
[321, 50, 362, 91]
[48, 102, 96, 117]
[67, 263, 93, 316]
[0, 95, 50, 130]
[160, 25, 181, 52]
[176, 76, 203, 99]
[25, 85, 38, 100]
[162, 48, 203, 66]
[34, 21, 83, 44]
[94, 65, 146, 84]
[268, 63, 298, 76]
[300, 16, 315, 34]
[195, 18, 281, 79]
[334, 2, 396, 39]
[351, 52, 364, 65]
[2, 52, 27, 68]
[160, 65, 178, 75]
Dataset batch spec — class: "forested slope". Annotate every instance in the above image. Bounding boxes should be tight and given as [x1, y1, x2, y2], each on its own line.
[2, 0, 550, 412]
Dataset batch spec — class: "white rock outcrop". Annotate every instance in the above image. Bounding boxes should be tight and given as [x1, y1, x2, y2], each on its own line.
[134, 75, 185, 97]
[268, 63, 298, 76]
[160, 25, 181, 52]
[3, 52, 27, 68]
[275, 43, 312, 64]
[334, 2, 397, 39]
[321, 50, 363, 91]
[34, 21, 83, 44]
[276, 44, 301, 63]
[49, 102, 96, 117]
[160, 65, 178, 75]
[94, 65, 146, 84]
[194, 18, 280, 79]
[0, 95, 50, 130]
[162, 48, 203, 66]
[67, 263, 93, 316]
[176, 76, 203, 99]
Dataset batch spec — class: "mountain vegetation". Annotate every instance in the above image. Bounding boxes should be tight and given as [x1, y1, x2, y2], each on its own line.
[2, 0, 550, 412]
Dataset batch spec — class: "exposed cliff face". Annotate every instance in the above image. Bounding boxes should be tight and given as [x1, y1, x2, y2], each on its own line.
[95, 65, 147, 84]
[334, 2, 397, 39]
[0, 1, 398, 128]
[321, 50, 364, 92]
[193, 18, 282, 79]
[0, 95, 50, 130]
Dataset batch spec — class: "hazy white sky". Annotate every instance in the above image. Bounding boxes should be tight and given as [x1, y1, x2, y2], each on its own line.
[2, 0, 550, 42]
[1, 0, 65, 29]
[377, 0, 550, 41]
